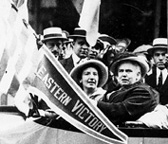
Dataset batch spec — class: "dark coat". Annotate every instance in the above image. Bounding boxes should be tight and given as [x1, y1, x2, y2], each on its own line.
[145, 66, 168, 105]
[97, 82, 159, 125]
[59, 55, 75, 73]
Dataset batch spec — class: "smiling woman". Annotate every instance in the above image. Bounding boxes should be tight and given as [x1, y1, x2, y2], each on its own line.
[70, 59, 108, 101]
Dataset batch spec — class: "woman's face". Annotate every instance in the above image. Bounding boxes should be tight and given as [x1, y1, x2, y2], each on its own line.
[80, 67, 99, 90]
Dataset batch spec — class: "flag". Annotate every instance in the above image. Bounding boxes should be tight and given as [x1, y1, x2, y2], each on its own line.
[0, 1, 128, 143]
[0, 0, 38, 105]
[21, 45, 128, 144]
[79, 0, 100, 46]
[12, 0, 29, 22]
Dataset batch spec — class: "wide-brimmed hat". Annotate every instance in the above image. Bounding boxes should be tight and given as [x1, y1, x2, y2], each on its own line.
[133, 44, 153, 54]
[147, 38, 168, 55]
[42, 27, 67, 42]
[99, 34, 117, 45]
[70, 59, 108, 87]
[110, 53, 149, 77]
[69, 27, 87, 38]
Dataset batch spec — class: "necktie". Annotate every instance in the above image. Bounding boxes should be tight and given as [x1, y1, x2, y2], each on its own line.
[158, 71, 163, 88]
[77, 59, 82, 65]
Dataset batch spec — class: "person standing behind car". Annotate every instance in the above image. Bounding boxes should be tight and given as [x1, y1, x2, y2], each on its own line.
[59, 27, 90, 73]
[145, 38, 168, 105]
[42, 27, 67, 59]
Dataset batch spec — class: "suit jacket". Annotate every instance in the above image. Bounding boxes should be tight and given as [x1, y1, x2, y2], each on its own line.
[59, 55, 75, 73]
[97, 82, 159, 125]
[145, 66, 168, 105]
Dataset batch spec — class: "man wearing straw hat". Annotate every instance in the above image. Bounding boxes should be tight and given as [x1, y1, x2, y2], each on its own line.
[95, 52, 159, 125]
[42, 27, 67, 59]
[145, 38, 168, 105]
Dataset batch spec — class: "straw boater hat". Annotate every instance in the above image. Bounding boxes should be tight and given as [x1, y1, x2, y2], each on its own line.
[69, 27, 87, 38]
[110, 53, 149, 77]
[42, 27, 67, 42]
[147, 38, 168, 55]
[70, 59, 108, 87]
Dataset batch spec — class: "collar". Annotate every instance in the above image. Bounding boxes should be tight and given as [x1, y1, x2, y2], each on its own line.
[120, 81, 143, 90]
[72, 52, 80, 66]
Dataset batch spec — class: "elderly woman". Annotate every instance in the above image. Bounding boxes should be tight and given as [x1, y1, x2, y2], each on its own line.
[70, 59, 108, 101]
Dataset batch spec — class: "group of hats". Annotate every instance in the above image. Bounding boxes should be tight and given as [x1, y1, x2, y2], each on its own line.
[42, 27, 117, 50]
[42, 27, 88, 42]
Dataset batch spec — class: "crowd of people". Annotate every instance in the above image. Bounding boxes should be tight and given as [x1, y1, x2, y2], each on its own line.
[17, 26, 168, 129]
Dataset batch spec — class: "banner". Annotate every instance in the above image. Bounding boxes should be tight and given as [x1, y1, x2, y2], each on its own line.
[0, 1, 38, 105]
[26, 45, 128, 144]
[79, 0, 100, 46]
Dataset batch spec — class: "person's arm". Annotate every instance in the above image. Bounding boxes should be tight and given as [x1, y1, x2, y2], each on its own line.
[97, 87, 157, 124]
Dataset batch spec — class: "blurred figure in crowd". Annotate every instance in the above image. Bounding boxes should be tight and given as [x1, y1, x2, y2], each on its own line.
[88, 39, 104, 59]
[133, 44, 153, 76]
[98, 34, 117, 64]
[60, 30, 73, 60]
[98, 34, 118, 91]
[115, 38, 131, 53]
[133, 44, 152, 61]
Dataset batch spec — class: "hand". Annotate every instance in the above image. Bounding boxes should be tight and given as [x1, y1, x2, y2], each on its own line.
[44, 109, 59, 119]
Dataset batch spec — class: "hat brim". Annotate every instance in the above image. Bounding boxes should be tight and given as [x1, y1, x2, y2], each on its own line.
[70, 60, 108, 87]
[147, 47, 168, 55]
[111, 56, 149, 77]
[99, 36, 117, 45]
[42, 37, 67, 42]
[68, 35, 86, 39]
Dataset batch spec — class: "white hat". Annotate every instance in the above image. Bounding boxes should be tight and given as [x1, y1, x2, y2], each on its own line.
[42, 27, 67, 42]
[147, 38, 168, 55]
[70, 59, 108, 87]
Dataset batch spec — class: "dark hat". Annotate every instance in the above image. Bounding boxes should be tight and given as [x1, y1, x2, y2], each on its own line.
[147, 38, 168, 55]
[99, 34, 117, 45]
[69, 27, 87, 38]
[110, 52, 149, 77]
[70, 59, 108, 87]
[42, 27, 67, 42]
[93, 39, 104, 50]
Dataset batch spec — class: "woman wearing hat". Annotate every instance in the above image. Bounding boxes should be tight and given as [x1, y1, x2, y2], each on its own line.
[70, 59, 108, 101]
[96, 52, 159, 125]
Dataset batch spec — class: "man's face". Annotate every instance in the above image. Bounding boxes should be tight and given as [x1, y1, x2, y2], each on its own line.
[88, 47, 101, 59]
[116, 62, 141, 86]
[153, 49, 167, 69]
[45, 39, 63, 58]
[73, 37, 89, 59]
